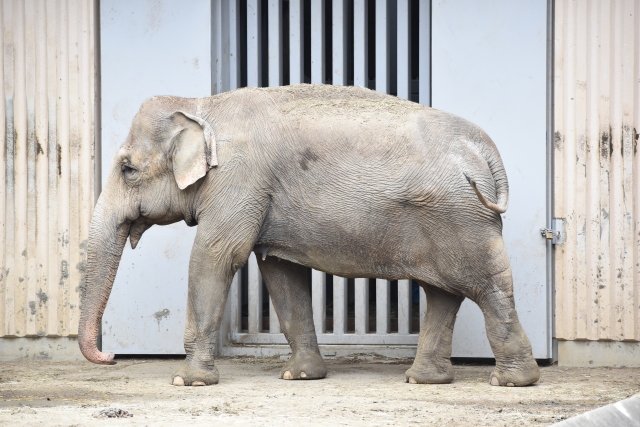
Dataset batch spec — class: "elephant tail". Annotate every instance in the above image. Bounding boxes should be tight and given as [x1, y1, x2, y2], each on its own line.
[463, 146, 509, 214]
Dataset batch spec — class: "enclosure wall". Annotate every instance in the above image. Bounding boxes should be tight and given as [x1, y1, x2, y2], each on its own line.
[0, 0, 97, 345]
[554, 0, 640, 359]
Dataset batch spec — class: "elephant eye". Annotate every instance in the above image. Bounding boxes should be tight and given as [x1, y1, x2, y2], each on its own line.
[121, 164, 138, 179]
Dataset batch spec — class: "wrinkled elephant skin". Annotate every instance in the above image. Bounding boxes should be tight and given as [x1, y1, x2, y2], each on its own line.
[78, 84, 539, 388]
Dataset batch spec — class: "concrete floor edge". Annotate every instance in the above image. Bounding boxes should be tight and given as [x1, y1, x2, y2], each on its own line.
[558, 340, 640, 367]
[4, 337, 640, 367]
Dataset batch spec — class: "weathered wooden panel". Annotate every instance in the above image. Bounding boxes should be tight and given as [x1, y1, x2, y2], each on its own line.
[554, 0, 640, 341]
[0, 0, 96, 338]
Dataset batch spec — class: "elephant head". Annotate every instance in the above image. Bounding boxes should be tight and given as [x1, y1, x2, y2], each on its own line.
[78, 97, 217, 364]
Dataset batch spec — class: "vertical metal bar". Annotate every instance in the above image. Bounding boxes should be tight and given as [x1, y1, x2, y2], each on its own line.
[397, 279, 411, 334]
[617, 0, 635, 340]
[311, 0, 325, 84]
[594, 0, 611, 340]
[376, 279, 389, 334]
[633, 0, 640, 340]
[78, 0, 93, 336]
[247, 0, 261, 87]
[353, 0, 368, 87]
[588, 0, 605, 340]
[268, 0, 283, 87]
[574, 0, 588, 340]
[25, 0, 37, 336]
[229, 0, 240, 90]
[354, 278, 369, 334]
[229, 270, 241, 333]
[332, 0, 347, 85]
[67, 0, 81, 337]
[545, 0, 555, 357]
[561, 0, 577, 340]
[419, 284, 427, 327]
[624, 0, 636, 340]
[375, 0, 389, 93]
[333, 276, 348, 334]
[57, 0, 71, 336]
[45, 0, 59, 337]
[3, 0, 15, 336]
[13, 0, 28, 336]
[610, 0, 625, 340]
[585, 0, 599, 341]
[312, 269, 326, 334]
[247, 252, 262, 333]
[219, 0, 231, 93]
[269, 295, 280, 333]
[418, 0, 430, 106]
[92, 0, 100, 201]
[0, 0, 6, 334]
[396, 0, 410, 100]
[211, 0, 220, 94]
[289, 0, 304, 84]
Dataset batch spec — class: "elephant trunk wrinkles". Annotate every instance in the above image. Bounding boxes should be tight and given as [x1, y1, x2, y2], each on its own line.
[78, 195, 130, 365]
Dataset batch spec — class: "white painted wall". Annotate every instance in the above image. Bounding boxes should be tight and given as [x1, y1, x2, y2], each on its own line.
[100, 0, 211, 354]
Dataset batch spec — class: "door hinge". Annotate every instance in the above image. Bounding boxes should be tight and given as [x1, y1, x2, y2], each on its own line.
[540, 218, 565, 245]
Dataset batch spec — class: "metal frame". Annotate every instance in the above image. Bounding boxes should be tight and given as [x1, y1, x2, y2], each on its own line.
[546, 0, 556, 362]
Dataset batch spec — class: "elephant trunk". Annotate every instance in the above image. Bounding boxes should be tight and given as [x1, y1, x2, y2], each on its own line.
[78, 195, 130, 365]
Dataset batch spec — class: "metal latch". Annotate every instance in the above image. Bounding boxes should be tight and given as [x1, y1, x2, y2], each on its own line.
[540, 218, 565, 245]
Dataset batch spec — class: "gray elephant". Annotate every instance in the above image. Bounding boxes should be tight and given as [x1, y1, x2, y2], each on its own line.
[79, 84, 540, 388]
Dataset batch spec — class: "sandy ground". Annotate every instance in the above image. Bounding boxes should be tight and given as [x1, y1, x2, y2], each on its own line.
[1, 356, 638, 426]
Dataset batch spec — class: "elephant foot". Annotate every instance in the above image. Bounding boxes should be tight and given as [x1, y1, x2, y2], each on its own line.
[171, 362, 219, 386]
[404, 358, 454, 384]
[279, 350, 327, 380]
[489, 357, 539, 387]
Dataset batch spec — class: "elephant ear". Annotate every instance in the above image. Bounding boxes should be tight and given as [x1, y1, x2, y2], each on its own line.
[170, 111, 218, 190]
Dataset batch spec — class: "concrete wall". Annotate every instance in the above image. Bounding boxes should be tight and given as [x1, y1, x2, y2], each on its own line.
[0, 0, 97, 360]
[554, 0, 640, 365]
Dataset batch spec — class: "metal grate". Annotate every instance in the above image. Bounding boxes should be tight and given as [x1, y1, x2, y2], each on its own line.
[213, 0, 432, 346]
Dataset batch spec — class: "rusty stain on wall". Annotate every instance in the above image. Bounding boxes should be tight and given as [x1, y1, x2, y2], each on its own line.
[0, 0, 96, 338]
[554, 0, 640, 341]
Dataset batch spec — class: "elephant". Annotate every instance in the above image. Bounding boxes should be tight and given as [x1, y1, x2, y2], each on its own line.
[78, 83, 540, 388]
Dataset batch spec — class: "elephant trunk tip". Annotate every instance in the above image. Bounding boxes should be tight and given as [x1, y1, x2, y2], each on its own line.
[80, 345, 117, 365]
[78, 327, 117, 365]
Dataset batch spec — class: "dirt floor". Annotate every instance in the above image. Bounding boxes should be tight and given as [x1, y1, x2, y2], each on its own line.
[1, 356, 638, 426]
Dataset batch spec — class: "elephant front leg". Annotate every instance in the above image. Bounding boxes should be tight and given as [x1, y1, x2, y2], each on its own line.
[172, 244, 235, 386]
[405, 283, 464, 384]
[257, 256, 327, 380]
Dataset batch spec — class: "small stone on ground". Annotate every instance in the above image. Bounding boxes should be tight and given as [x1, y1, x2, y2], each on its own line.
[93, 408, 133, 418]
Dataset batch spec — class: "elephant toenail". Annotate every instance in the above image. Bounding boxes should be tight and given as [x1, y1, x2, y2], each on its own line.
[283, 371, 293, 380]
[490, 377, 500, 386]
[192, 381, 206, 386]
[173, 376, 185, 386]
[300, 372, 307, 378]
[409, 377, 417, 384]
[507, 382, 515, 387]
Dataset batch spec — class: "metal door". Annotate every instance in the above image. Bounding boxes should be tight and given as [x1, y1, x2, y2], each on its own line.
[100, 0, 211, 354]
[432, 0, 551, 358]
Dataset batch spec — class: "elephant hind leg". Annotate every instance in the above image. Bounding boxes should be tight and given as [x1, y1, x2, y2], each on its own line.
[257, 255, 327, 380]
[405, 282, 464, 384]
[474, 266, 539, 387]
